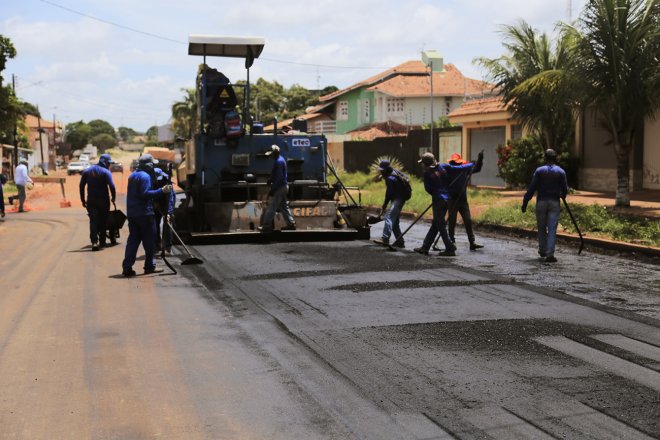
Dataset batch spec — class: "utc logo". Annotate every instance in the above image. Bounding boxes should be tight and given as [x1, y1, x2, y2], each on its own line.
[291, 139, 311, 147]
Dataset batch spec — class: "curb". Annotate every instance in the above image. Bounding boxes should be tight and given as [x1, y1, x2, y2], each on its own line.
[477, 223, 660, 258]
[386, 209, 660, 259]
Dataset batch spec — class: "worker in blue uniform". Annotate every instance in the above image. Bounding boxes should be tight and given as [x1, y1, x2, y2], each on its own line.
[121, 154, 172, 276]
[442, 151, 484, 250]
[80, 153, 116, 251]
[153, 167, 176, 255]
[414, 152, 457, 257]
[372, 159, 411, 248]
[522, 148, 569, 263]
[260, 145, 296, 233]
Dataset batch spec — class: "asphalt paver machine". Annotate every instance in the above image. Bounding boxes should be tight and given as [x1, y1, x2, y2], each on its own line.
[174, 35, 369, 243]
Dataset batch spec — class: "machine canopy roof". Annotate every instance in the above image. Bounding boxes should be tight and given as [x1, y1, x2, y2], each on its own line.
[188, 35, 265, 61]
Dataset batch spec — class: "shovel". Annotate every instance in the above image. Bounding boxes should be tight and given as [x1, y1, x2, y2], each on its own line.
[562, 198, 584, 255]
[387, 203, 433, 252]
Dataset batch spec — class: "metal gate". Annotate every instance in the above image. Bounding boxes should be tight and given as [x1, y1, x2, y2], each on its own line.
[469, 127, 506, 187]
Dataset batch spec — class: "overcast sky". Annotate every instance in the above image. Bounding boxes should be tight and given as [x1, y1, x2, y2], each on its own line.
[1, 0, 586, 132]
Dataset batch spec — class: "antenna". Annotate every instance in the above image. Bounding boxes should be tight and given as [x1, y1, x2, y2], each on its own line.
[567, 0, 573, 20]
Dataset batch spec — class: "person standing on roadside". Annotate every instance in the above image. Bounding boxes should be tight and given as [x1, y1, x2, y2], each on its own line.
[80, 153, 116, 251]
[260, 145, 296, 233]
[372, 159, 411, 248]
[14, 158, 33, 212]
[521, 148, 569, 263]
[414, 152, 456, 257]
[442, 151, 484, 251]
[121, 154, 172, 277]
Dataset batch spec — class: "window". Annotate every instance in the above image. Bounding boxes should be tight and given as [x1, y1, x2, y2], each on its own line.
[338, 101, 348, 120]
[363, 99, 370, 122]
[386, 98, 404, 115]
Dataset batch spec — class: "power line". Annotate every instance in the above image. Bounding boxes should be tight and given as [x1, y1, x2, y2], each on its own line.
[39, 0, 389, 70]
[39, 0, 185, 45]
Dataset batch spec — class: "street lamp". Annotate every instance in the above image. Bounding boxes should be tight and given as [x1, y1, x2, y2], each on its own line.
[421, 50, 444, 153]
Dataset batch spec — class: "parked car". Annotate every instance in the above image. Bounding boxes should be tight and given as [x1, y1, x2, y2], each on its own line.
[109, 162, 124, 173]
[67, 161, 89, 175]
[79, 154, 90, 163]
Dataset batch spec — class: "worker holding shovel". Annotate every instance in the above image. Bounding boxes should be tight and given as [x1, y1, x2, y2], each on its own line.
[414, 152, 456, 257]
[521, 148, 569, 263]
[444, 151, 484, 251]
[372, 160, 412, 248]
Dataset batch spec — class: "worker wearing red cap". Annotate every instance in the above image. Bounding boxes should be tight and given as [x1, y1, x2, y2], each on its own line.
[442, 151, 484, 251]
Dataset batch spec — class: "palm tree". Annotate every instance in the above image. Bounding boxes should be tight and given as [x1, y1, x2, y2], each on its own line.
[475, 20, 578, 152]
[171, 87, 197, 140]
[564, 0, 660, 206]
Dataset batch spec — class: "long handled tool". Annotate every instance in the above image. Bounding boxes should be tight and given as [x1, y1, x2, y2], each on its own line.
[387, 202, 433, 252]
[164, 163, 203, 266]
[562, 198, 584, 255]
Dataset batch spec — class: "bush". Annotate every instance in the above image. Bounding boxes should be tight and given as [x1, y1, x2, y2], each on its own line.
[496, 137, 579, 189]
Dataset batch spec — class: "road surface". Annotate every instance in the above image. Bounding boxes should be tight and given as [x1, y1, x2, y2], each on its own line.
[0, 207, 658, 439]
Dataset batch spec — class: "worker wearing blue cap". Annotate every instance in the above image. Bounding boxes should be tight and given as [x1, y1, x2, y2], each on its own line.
[80, 153, 116, 251]
[121, 153, 172, 276]
[372, 159, 411, 248]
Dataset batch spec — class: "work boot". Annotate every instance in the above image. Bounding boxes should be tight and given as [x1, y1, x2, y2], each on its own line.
[392, 239, 405, 249]
[437, 249, 456, 257]
[144, 266, 164, 274]
[91, 243, 100, 251]
[469, 242, 484, 251]
[413, 247, 429, 255]
[544, 256, 557, 263]
[122, 269, 136, 277]
[372, 238, 389, 246]
[538, 250, 546, 258]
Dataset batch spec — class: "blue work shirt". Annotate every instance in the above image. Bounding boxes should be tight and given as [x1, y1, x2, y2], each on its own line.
[523, 164, 569, 203]
[270, 155, 288, 191]
[441, 159, 483, 196]
[423, 164, 450, 201]
[79, 164, 116, 204]
[383, 170, 409, 205]
[126, 169, 164, 217]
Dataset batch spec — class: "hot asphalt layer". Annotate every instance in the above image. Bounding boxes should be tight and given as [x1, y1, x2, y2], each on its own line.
[182, 232, 660, 439]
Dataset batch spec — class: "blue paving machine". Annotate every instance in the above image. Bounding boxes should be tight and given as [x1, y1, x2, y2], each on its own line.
[174, 35, 369, 243]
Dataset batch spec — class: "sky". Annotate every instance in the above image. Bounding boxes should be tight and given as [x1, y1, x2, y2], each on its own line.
[1, 0, 586, 133]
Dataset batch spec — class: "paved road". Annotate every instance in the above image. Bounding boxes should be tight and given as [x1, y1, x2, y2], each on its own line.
[186, 231, 660, 439]
[1, 209, 658, 439]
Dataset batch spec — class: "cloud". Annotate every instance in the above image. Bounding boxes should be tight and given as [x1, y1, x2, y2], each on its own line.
[34, 54, 120, 82]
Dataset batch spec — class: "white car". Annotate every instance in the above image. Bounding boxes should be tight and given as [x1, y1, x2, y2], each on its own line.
[79, 153, 90, 162]
[67, 161, 89, 175]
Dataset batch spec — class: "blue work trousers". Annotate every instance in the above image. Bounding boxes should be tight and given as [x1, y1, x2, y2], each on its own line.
[422, 198, 455, 251]
[86, 200, 110, 245]
[382, 198, 405, 243]
[262, 185, 295, 231]
[447, 192, 475, 243]
[122, 215, 157, 272]
[536, 199, 561, 257]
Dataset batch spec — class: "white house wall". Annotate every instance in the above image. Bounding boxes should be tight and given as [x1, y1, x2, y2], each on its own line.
[372, 92, 462, 125]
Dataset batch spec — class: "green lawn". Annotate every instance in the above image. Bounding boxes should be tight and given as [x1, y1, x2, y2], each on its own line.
[329, 171, 659, 247]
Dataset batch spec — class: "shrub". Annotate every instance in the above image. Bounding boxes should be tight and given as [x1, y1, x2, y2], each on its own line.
[496, 137, 578, 188]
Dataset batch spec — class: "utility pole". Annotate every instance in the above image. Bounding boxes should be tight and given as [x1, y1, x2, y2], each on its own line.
[37, 106, 47, 175]
[12, 74, 18, 179]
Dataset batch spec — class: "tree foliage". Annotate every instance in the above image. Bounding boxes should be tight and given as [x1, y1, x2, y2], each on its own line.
[90, 133, 117, 151]
[117, 126, 138, 142]
[88, 119, 115, 139]
[563, 0, 660, 206]
[171, 87, 196, 140]
[475, 20, 577, 152]
[64, 121, 92, 150]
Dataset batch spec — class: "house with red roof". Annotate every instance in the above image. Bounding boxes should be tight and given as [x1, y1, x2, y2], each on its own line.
[448, 97, 660, 191]
[318, 60, 494, 136]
